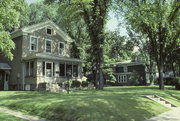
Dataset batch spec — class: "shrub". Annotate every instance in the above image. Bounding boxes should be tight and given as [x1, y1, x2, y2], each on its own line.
[106, 81, 116, 86]
[81, 81, 88, 87]
[164, 77, 175, 85]
[71, 80, 81, 88]
[129, 70, 142, 86]
[173, 77, 180, 90]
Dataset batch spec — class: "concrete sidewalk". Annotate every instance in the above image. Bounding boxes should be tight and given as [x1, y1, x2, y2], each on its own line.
[145, 107, 180, 121]
[0, 106, 46, 121]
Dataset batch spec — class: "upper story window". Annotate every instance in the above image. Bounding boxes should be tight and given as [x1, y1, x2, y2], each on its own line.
[124, 66, 127, 72]
[30, 36, 38, 51]
[46, 39, 52, 53]
[116, 67, 124, 73]
[128, 66, 134, 72]
[59, 42, 65, 55]
[47, 28, 53, 35]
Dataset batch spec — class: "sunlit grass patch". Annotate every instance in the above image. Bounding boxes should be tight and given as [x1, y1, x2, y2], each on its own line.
[0, 86, 179, 121]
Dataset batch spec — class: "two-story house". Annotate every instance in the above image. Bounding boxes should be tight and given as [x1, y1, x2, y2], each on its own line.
[113, 60, 150, 85]
[0, 20, 85, 91]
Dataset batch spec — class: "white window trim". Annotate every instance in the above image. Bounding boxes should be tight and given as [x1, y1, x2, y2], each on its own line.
[119, 75, 127, 83]
[26, 61, 34, 76]
[46, 27, 53, 35]
[45, 61, 53, 78]
[59, 42, 65, 55]
[45, 39, 52, 53]
[30, 36, 38, 52]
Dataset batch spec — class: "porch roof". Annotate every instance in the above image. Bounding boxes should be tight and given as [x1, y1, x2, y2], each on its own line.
[0, 63, 11, 70]
[23, 53, 86, 63]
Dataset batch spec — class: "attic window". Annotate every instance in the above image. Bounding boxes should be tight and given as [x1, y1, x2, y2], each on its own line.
[47, 28, 52, 35]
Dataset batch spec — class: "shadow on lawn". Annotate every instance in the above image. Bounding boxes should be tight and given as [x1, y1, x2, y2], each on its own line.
[0, 90, 167, 121]
[42, 96, 164, 121]
[1, 86, 176, 121]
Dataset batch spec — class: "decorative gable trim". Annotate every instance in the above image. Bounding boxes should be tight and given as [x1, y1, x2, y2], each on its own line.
[11, 20, 73, 43]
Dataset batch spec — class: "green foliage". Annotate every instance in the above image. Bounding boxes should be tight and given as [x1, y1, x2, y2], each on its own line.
[104, 31, 134, 62]
[173, 76, 180, 90]
[81, 81, 89, 87]
[71, 80, 81, 88]
[115, 0, 180, 89]
[103, 68, 116, 82]
[129, 70, 143, 86]
[0, 0, 25, 60]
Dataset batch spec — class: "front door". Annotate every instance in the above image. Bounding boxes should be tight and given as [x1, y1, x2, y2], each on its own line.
[46, 62, 53, 82]
[4, 71, 9, 90]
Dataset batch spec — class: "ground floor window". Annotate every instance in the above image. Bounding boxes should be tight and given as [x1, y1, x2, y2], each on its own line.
[26, 61, 34, 76]
[118, 75, 127, 83]
[73, 65, 78, 77]
[59, 63, 65, 76]
[66, 64, 72, 76]
[59, 63, 78, 77]
[46, 62, 53, 77]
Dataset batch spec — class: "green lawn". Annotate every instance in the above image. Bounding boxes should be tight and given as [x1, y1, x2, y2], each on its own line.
[0, 86, 179, 121]
[0, 112, 26, 121]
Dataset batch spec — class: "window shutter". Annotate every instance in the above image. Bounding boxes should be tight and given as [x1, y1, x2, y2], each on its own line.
[53, 62, 55, 76]
[43, 62, 45, 76]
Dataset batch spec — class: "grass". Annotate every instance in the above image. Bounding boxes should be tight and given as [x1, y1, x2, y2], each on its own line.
[0, 86, 179, 121]
[0, 112, 27, 121]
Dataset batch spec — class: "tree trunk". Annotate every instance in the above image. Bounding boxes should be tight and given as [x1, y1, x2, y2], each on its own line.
[158, 44, 164, 90]
[99, 68, 104, 89]
[149, 59, 155, 85]
[171, 62, 176, 77]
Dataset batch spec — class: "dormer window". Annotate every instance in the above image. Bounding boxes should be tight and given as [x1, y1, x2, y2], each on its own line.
[30, 36, 38, 51]
[46, 39, 52, 53]
[47, 28, 53, 35]
[59, 42, 65, 55]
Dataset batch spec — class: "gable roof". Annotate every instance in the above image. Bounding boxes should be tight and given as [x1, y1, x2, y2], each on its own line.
[0, 63, 11, 70]
[11, 20, 73, 42]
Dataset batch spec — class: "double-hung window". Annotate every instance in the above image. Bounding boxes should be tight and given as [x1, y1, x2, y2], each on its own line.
[59, 42, 65, 55]
[46, 40, 52, 53]
[30, 36, 38, 51]
[26, 61, 34, 76]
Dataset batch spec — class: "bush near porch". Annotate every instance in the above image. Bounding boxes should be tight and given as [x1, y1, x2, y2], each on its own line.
[0, 86, 180, 121]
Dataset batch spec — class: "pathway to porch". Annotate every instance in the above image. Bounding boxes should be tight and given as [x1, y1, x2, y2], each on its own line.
[0, 106, 46, 121]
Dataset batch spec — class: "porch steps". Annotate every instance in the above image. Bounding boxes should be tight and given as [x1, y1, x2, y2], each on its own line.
[141, 95, 178, 109]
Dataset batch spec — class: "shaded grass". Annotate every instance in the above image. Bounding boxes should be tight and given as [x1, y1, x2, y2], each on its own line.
[0, 86, 179, 121]
[0, 112, 27, 121]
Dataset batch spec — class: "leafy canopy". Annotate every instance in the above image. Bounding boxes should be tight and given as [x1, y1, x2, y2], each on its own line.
[0, 0, 25, 60]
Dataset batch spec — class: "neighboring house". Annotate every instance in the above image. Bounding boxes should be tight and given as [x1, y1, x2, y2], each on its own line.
[113, 60, 150, 85]
[0, 20, 85, 91]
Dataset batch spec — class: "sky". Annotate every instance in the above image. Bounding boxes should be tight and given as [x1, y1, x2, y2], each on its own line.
[27, 0, 127, 36]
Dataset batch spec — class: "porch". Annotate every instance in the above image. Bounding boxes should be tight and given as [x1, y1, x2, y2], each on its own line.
[0, 63, 11, 91]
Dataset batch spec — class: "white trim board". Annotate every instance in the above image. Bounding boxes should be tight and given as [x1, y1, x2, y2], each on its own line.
[11, 20, 73, 43]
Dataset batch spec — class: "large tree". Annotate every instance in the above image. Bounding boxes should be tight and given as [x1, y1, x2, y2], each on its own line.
[115, 0, 180, 89]
[0, 0, 25, 60]
[45, 0, 111, 89]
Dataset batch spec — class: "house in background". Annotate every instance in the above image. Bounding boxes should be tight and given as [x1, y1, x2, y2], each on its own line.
[113, 60, 151, 85]
[0, 20, 85, 91]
